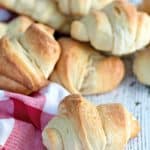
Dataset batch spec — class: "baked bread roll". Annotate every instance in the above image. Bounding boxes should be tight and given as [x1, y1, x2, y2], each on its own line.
[42, 94, 140, 150]
[0, 16, 33, 38]
[133, 47, 150, 86]
[139, 0, 150, 14]
[71, 0, 150, 55]
[55, 0, 115, 16]
[0, 23, 61, 94]
[0, 0, 71, 33]
[50, 38, 125, 95]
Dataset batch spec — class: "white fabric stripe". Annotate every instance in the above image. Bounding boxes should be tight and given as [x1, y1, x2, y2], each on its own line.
[42, 83, 69, 114]
[0, 118, 15, 146]
[0, 91, 6, 101]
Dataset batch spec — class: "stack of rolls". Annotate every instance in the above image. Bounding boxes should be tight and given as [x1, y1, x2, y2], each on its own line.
[0, 0, 149, 93]
[0, 0, 149, 149]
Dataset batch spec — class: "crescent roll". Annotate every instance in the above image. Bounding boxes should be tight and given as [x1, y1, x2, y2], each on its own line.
[133, 47, 150, 86]
[42, 94, 140, 150]
[50, 38, 125, 95]
[71, 0, 150, 55]
[0, 23, 61, 94]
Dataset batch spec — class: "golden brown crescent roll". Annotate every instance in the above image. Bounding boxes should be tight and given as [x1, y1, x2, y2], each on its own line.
[0, 23, 61, 94]
[50, 38, 125, 95]
[71, 0, 150, 55]
[139, 0, 150, 14]
[55, 0, 115, 16]
[0, 0, 71, 33]
[0, 16, 33, 38]
[42, 94, 140, 150]
[133, 47, 150, 86]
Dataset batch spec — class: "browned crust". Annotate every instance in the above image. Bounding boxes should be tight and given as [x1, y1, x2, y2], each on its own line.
[97, 103, 140, 147]
[63, 95, 140, 141]
[0, 75, 31, 94]
[0, 37, 34, 89]
[21, 23, 60, 63]
[43, 94, 140, 149]
[0, 22, 62, 94]
[96, 56, 125, 93]
[0, 36, 48, 90]
[51, 38, 125, 95]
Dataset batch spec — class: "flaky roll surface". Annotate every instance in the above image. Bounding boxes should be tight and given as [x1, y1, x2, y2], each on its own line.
[42, 94, 140, 150]
[50, 38, 124, 95]
[71, 0, 150, 55]
[0, 23, 61, 94]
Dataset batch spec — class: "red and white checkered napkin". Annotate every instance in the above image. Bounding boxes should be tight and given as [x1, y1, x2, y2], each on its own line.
[0, 82, 70, 150]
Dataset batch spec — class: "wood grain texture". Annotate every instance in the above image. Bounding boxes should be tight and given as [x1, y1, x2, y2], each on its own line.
[86, 57, 150, 150]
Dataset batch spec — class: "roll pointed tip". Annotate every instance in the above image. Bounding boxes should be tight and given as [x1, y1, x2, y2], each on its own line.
[130, 116, 141, 139]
